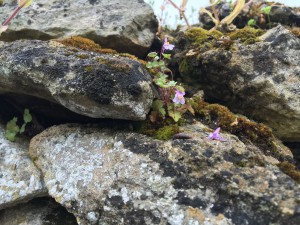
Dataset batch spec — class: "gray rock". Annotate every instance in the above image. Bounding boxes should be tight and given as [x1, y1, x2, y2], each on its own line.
[0, 198, 77, 225]
[0, 0, 158, 58]
[29, 123, 300, 225]
[0, 123, 47, 210]
[0, 40, 155, 120]
[178, 25, 300, 141]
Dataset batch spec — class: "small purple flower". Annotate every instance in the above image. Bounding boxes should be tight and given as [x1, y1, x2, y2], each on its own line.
[173, 90, 185, 104]
[208, 127, 224, 141]
[162, 37, 175, 53]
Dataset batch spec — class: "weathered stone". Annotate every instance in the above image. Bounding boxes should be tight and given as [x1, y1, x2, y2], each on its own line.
[0, 0, 158, 57]
[0, 197, 77, 225]
[0, 123, 47, 210]
[0, 40, 154, 120]
[29, 123, 300, 225]
[178, 25, 300, 141]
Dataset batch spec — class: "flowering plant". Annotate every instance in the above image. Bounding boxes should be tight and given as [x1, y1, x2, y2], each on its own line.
[0, 0, 33, 35]
[146, 37, 194, 122]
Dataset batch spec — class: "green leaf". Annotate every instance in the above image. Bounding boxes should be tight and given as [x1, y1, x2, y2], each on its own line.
[158, 61, 165, 67]
[5, 117, 19, 141]
[152, 100, 166, 118]
[261, 6, 272, 15]
[147, 52, 157, 58]
[247, 19, 256, 27]
[146, 62, 153, 68]
[6, 117, 19, 133]
[23, 108, 32, 123]
[5, 130, 17, 142]
[162, 53, 171, 60]
[152, 61, 159, 68]
[165, 80, 177, 87]
[20, 123, 26, 134]
[167, 103, 182, 122]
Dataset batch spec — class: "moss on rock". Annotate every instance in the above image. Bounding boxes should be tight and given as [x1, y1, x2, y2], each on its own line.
[278, 162, 300, 183]
[229, 26, 265, 44]
[184, 27, 223, 48]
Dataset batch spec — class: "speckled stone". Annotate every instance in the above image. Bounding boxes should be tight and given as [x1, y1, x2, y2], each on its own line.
[0, 0, 158, 58]
[29, 123, 300, 225]
[0, 124, 47, 210]
[0, 40, 154, 120]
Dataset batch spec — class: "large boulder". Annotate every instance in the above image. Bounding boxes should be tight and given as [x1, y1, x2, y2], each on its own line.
[29, 123, 300, 225]
[178, 25, 300, 141]
[0, 123, 47, 210]
[0, 39, 155, 120]
[0, 0, 158, 58]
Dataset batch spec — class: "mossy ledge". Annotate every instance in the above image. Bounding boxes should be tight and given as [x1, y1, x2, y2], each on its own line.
[190, 97, 291, 162]
[55, 36, 146, 66]
[278, 162, 300, 184]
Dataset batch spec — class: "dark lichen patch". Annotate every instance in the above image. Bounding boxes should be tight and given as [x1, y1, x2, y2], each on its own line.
[176, 191, 208, 208]
[229, 26, 265, 44]
[278, 162, 300, 183]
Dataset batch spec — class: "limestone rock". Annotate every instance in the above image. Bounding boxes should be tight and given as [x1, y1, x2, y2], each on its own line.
[178, 25, 300, 141]
[29, 123, 300, 225]
[0, 198, 77, 225]
[0, 0, 158, 57]
[0, 123, 47, 210]
[0, 40, 154, 120]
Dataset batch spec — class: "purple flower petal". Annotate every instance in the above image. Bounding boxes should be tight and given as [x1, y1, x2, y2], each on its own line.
[208, 127, 224, 141]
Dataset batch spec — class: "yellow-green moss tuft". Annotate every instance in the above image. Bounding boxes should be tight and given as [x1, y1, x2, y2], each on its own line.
[154, 125, 180, 140]
[56, 36, 118, 55]
[278, 162, 300, 183]
[184, 27, 223, 48]
[229, 26, 265, 44]
[0, 0, 3, 6]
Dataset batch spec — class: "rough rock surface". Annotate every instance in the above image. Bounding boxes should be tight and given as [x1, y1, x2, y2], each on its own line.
[0, 198, 77, 225]
[0, 40, 154, 120]
[0, 123, 47, 210]
[29, 123, 300, 225]
[0, 0, 158, 57]
[178, 25, 300, 141]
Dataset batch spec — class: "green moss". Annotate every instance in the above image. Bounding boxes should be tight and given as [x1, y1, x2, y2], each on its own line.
[154, 125, 180, 140]
[136, 118, 181, 141]
[278, 162, 300, 183]
[0, 0, 3, 6]
[184, 27, 223, 48]
[229, 26, 265, 44]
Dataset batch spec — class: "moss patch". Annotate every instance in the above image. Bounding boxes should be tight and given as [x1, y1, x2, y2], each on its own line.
[278, 162, 300, 183]
[136, 119, 181, 141]
[229, 26, 265, 44]
[184, 27, 223, 49]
